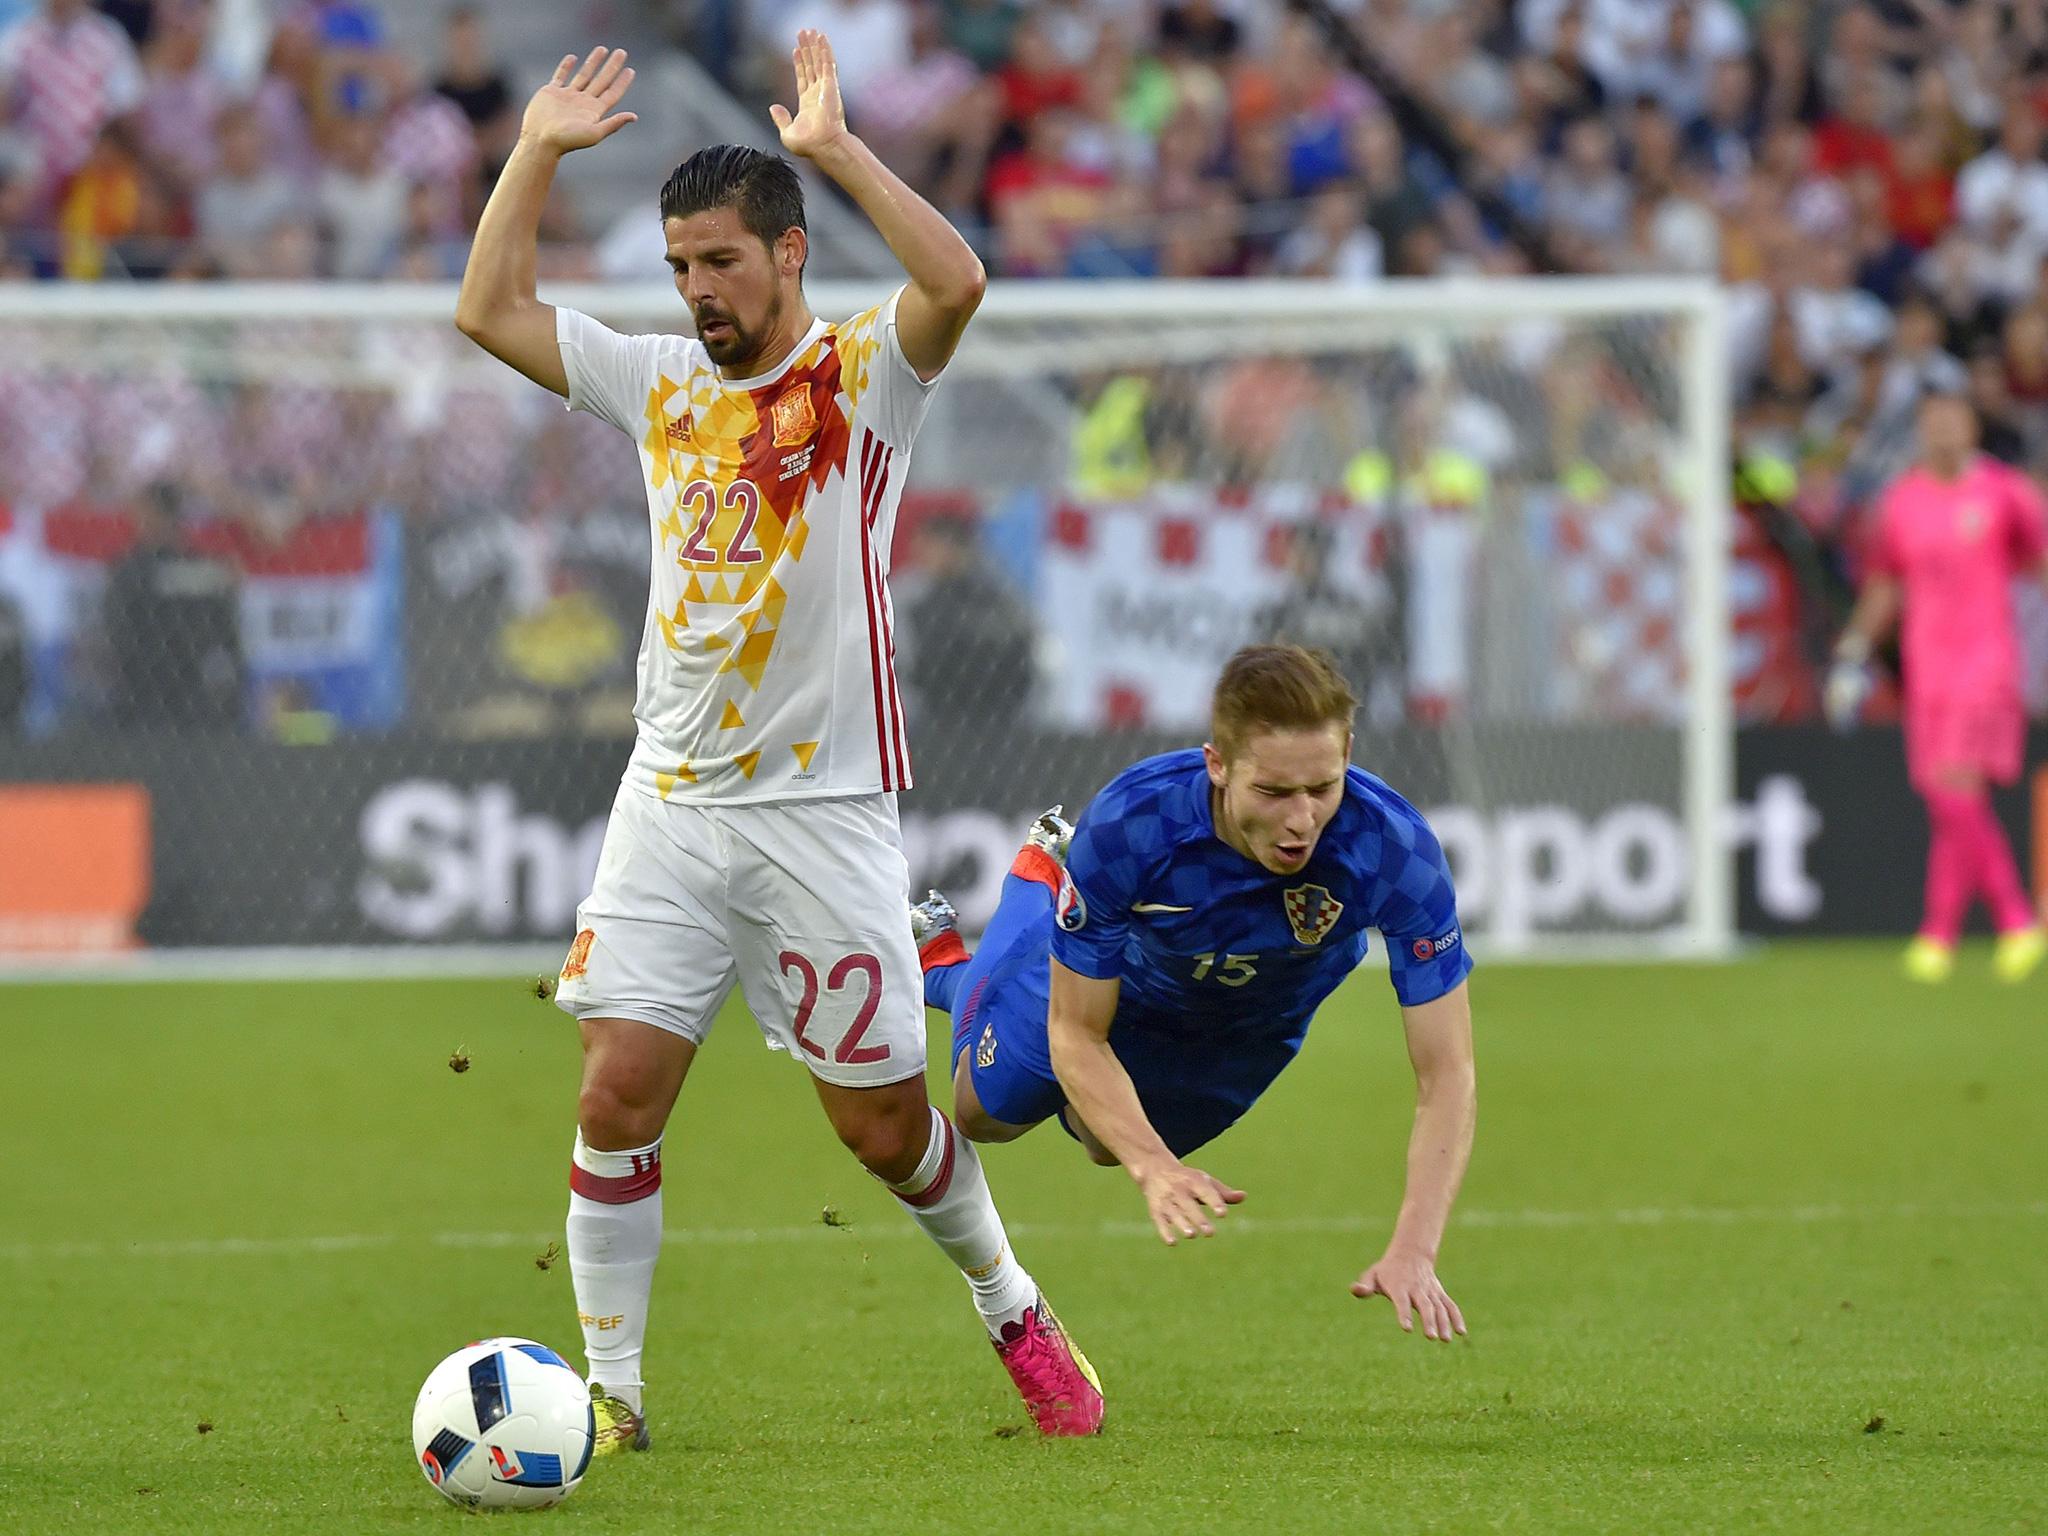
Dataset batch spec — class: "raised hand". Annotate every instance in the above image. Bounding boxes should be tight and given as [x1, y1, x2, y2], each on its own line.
[520, 47, 637, 155]
[769, 29, 848, 159]
[1133, 1157, 1246, 1246]
[1352, 1246, 1466, 1342]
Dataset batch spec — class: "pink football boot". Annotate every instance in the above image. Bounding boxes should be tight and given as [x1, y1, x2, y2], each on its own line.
[992, 1294, 1104, 1436]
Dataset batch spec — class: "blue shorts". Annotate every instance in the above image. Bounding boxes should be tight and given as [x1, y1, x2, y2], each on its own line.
[953, 944, 1300, 1159]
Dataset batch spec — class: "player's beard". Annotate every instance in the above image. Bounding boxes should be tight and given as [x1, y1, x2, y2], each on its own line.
[697, 292, 782, 372]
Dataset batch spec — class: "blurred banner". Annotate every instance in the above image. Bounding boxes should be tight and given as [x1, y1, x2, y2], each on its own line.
[1041, 487, 1391, 729]
[1042, 480, 1687, 731]
[7, 725, 2034, 954]
[0, 502, 404, 733]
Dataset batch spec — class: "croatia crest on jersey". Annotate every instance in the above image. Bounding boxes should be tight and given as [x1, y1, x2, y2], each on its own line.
[1284, 884, 1343, 946]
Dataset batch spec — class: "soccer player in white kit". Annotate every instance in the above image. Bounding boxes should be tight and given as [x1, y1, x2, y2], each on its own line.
[454, 33, 1102, 1446]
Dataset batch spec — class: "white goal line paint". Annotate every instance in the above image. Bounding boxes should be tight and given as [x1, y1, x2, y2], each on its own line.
[5, 1200, 2042, 1263]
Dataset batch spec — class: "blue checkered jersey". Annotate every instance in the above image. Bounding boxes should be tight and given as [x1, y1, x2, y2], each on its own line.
[1047, 748, 1470, 1045]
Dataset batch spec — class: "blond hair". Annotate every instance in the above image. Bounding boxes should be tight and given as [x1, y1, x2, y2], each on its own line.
[1210, 645, 1358, 760]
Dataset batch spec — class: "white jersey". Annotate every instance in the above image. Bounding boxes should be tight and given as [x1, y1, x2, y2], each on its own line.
[556, 290, 939, 803]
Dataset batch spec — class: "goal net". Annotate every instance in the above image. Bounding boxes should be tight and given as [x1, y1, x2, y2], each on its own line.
[0, 278, 1730, 963]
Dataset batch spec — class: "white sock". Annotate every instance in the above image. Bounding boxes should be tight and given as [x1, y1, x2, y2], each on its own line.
[566, 1131, 662, 1415]
[887, 1107, 1038, 1336]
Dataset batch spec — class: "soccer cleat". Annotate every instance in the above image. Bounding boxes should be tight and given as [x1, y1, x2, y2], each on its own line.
[587, 1382, 649, 1456]
[1901, 936, 1955, 984]
[1992, 926, 2047, 983]
[1025, 805, 1075, 865]
[992, 1294, 1104, 1437]
[910, 888, 958, 947]
[910, 889, 969, 971]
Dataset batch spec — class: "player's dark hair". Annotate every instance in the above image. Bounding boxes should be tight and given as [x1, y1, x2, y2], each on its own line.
[658, 146, 806, 263]
[1211, 645, 1358, 760]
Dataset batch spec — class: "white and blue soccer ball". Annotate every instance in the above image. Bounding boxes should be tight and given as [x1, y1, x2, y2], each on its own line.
[411, 1338, 594, 1511]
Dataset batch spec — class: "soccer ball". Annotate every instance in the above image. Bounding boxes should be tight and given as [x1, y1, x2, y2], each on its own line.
[411, 1338, 594, 1510]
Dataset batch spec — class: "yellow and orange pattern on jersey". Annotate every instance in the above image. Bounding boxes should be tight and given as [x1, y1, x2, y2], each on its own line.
[558, 296, 925, 805]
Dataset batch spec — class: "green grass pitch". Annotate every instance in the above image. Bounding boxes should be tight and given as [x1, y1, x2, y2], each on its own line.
[3, 944, 2044, 1534]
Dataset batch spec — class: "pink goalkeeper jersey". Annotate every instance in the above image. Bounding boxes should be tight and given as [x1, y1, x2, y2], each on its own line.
[1871, 456, 2048, 703]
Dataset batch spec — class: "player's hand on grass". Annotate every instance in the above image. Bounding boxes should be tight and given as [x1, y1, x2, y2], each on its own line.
[1132, 1158, 1245, 1246]
[1353, 1246, 1465, 1341]
[520, 47, 637, 155]
[771, 29, 848, 159]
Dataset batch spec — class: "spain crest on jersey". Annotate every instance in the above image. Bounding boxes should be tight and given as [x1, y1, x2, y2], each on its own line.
[1283, 884, 1343, 946]
[770, 383, 817, 447]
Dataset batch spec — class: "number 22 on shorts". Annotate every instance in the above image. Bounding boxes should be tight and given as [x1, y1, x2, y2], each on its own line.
[777, 950, 890, 1065]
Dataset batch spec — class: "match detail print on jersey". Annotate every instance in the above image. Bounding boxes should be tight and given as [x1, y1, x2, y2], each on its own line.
[556, 290, 938, 805]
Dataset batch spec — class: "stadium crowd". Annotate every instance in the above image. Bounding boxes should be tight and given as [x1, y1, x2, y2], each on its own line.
[4, 0, 2048, 735]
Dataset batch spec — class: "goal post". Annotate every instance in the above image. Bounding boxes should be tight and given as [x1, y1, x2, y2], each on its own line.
[0, 277, 1731, 965]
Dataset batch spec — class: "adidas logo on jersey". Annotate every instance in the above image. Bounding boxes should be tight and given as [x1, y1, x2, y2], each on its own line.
[666, 412, 693, 442]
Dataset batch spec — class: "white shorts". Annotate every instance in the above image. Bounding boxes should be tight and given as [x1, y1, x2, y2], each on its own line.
[553, 786, 928, 1088]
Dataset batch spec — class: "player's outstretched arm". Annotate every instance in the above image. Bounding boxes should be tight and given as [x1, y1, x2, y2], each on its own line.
[1352, 980, 1475, 1342]
[455, 47, 637, 396]
[770, 28, 985, 381]
[1046, 959, 1245, 1246]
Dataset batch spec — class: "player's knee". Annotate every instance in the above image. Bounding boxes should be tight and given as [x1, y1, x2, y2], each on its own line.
[1083, 1142, 1120, 1167]
[577, 1075, 669, 1149]
[834, 1108, 928, 1184]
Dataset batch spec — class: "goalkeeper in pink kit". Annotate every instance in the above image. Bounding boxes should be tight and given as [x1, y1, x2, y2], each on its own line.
[1828, 393, 2048, 981]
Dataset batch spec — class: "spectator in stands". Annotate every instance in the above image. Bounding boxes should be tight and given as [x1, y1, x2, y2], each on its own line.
[432, 4, 515, 182]
[136, 0, 223, 199]
[855, 1, 994, 214]
[0, 148, 38, 274]
[54, 120, 143, 279]
[1158, 0, 1240, 66]
[1753, 3, 1821, 127]
[195, 107, 300, 276]
[1814, 68, 1899, 183]
[944, 0, 1024, 74]
[1351, 112, 1435, 265]
[103, 481, 243, 729]
[1685, 54, 1760, 181]
[318, 112, 407, 279]
[1966, 343, 2030, 465]
[779, 0, 909, 115]
[1953, 100, 2048, 303]
[0, 0, 142, 211]
[1544, 114, 1631, 259]
[381, 60, 477, 229]
[986, 110, 1116, 276]
[1940, 0, 2010, 134]
[1275, 183, 1381, 283]
[1884, 118, 1956, 253]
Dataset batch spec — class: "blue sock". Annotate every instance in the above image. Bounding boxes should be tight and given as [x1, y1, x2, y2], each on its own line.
[949, 872, 1058, 1037]
[925, 959, 968, 1014]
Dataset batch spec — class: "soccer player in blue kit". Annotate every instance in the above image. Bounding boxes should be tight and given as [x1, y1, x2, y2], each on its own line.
[914, 645, 1477, 1341]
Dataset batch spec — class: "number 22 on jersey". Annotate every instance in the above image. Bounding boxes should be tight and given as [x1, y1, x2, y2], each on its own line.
[676, 477, 762, 567]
